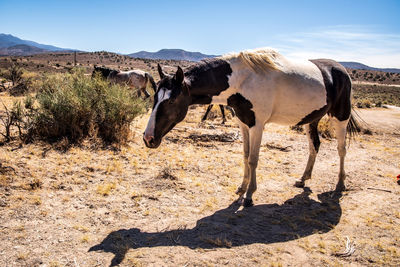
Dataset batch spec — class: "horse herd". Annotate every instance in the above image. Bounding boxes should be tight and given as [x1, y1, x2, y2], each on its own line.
[96, 48, 359, 207]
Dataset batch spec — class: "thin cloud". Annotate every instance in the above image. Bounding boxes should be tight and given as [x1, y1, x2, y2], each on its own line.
[274, 25, 400, 68]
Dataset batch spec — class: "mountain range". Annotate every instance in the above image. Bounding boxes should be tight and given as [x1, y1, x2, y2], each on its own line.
[1, 33, 399, 73]
[128, 49, 218, 61]
[337, 61, 400, 73]
[0, 33, 75, 55]
[0, 44, 51, 56]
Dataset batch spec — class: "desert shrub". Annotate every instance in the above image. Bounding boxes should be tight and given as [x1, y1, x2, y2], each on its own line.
[352, 84, 400, 107]
[1, 64, 32, 96]
[25, 68, 146, 144]
[9, 78, 32, 96]
[289, 116, 334, 139]
[0, 100, 25, 142]
[0, 79, 7, 92]
[356, 99, 372, 108]
[290, 125, 303, 133]
[4, 64, 23, 86]
[318, 116, 335, 139]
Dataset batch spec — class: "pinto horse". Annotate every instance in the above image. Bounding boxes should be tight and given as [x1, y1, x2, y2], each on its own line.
[93, 66, 156, 98]
[143, 48, 359, 207]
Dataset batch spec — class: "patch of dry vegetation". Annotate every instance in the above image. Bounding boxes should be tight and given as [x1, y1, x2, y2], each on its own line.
[353, 83, 400, 107]
[0, 68, 146, 145]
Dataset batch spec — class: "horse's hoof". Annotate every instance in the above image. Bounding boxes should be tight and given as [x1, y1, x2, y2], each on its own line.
[335, 183, 346, 192]
[243, 198, 254, 207]
[236, 196, 244, 205]
[294, 180, 305, 188]
[235, 187, 245, 196]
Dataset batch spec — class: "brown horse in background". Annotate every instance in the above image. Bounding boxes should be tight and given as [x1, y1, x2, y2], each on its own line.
[93, 66, 156, 98]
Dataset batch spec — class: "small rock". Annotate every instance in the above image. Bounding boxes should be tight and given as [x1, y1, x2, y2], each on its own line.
[0, 199, 7, 207]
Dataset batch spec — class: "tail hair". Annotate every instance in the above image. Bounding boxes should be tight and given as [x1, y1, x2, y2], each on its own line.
[347, 108, 362, 140]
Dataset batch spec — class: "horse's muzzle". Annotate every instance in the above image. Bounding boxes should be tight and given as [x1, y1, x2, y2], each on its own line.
[143, 133, 160, 148]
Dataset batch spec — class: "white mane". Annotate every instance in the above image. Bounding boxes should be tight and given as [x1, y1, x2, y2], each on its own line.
[222, 47, 283, 72]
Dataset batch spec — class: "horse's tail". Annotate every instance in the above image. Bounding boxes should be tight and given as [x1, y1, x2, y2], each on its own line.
[347, 110, 360, 137]
[145, 73, 157, 93]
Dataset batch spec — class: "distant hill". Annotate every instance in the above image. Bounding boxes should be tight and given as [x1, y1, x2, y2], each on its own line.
[128, 49, 218, 61]
[0, 44, 50, 56]
[339, 61, 400, 74]
[1, 34, 399, 72]
[0, 33, 76, 56]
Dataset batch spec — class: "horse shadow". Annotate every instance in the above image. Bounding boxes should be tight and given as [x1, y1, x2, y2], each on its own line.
[89, 188, 342, 266]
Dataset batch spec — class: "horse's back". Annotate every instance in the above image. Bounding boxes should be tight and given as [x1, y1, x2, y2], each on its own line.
[226, 56, 328, 125]
[126, 69, 147, 76]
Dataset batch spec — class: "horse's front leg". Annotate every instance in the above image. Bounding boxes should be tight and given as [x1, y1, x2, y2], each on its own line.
[140, 86, 150, 98]
[243, 123, 264, 207]
[235, 122, 250, 201]
[143, 88, 151, 98]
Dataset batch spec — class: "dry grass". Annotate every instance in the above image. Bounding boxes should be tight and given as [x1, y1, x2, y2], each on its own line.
[96, 182, 116, 196]
[318, 116, 335, 139]
[0, 99, 399, 266]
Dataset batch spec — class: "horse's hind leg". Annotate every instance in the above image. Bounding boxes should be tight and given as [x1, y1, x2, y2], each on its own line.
[202, 105, 213, 121]
[332, 117, 349, 191]
[295, 120, 321, 188]
[143, 89, 150, 98]
[219, 105, 226, 124]
[141, 85, 150, 98]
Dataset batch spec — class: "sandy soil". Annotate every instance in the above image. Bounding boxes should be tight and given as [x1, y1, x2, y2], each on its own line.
[357, 107, 400, 133]
[0, 105, 399, 267]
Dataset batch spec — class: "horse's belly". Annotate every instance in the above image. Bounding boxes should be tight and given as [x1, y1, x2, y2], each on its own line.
[268, 82, 327, 125]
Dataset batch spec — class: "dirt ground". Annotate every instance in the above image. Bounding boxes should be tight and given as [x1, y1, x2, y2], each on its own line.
[0, 104, 399, 267]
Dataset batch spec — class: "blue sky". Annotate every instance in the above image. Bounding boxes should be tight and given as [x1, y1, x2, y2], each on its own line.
[1, 0, 400, 67]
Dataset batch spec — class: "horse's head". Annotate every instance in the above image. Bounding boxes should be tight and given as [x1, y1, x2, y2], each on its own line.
[92, 65, 100, 78]
[143, 64, 190, 148]
[92, 66, 113, 79]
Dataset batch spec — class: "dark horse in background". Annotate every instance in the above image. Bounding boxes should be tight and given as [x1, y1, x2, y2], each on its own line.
[92, 66, 157, 98]
[143, 48, 359, 207]
[201, 104, 235, 124]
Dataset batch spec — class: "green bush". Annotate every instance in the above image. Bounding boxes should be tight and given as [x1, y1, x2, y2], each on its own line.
[25, 68, 146, 144]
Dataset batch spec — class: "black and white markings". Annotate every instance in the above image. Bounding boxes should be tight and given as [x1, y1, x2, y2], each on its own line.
[227, 93, 256, 128]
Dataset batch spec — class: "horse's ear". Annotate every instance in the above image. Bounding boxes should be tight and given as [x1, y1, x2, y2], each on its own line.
[182, 81, 190, 96]
[174, 66, 184, 84]
[157, 64, 165, 79]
